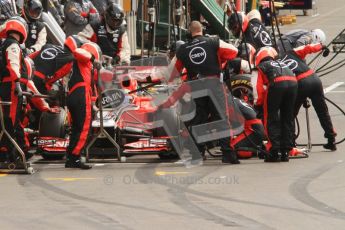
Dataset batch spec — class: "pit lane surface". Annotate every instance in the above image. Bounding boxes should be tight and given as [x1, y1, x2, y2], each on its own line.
[1, 1, 345, 229]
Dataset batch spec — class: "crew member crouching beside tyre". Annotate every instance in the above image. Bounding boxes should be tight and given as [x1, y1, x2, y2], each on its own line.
[230, 97, 266, 158]
[65, 42, 102, 169]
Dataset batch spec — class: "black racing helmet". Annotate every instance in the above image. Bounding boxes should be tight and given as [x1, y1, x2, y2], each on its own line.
[23, 0, 43, 22]
[105, 3, 124, 30]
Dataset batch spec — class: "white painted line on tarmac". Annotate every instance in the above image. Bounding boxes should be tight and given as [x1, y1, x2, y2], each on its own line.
[324, 82, 344, 94]
[326, 91, 345, 93]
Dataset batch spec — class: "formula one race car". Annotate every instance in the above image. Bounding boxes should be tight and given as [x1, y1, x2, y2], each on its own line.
[34, 56, 254, 161]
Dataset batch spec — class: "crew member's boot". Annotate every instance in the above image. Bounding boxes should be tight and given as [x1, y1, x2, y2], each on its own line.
[323, 137, 336, 151]
[222, 150, 240, 164]
[65, 154, 92, 170]
[280, 151, 289, 162]
[264, 150, 280, 162]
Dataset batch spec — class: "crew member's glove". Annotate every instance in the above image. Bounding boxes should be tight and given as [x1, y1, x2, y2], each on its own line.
[254, 105, 263, 119]
[93, 60, 102, 70]
[322, 45, 330, 57]
[15, 81, 23, 97]
[90, 54, 102, 69]
[112, 56, 121, 65]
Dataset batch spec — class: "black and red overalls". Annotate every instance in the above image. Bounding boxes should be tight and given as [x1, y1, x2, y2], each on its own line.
[24, 19, 47, 52]
[231, 97, 266, 158]
[28, 44, 75, 130]
[279, 43, 336, 140]
[244, 18, 273, 50]
[66, 50, 94, 157]
[256, 59, 298, 154]
[171, 35, 238, 157]
[0, 37, 29, 154]
[29, 44, 74, 95]
[79, 23, 130, 64]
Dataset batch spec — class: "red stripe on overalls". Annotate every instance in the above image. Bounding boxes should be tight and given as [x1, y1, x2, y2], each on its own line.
[71, 85, 92, 156]
[4, 50, 21, 126]
[262, 90, 271, 151]
[221, 80, 233, 139]
[10, 82, 18, 125]
[296, 69, 314, 81]
[230, 119, 261, 148]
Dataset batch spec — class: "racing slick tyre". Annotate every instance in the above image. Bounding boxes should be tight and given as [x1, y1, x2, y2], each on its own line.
[229, 74, 254, 105]
[154, 107, 180, 160]
[38, 107, 67, 160]
[39, 107, 67, 138]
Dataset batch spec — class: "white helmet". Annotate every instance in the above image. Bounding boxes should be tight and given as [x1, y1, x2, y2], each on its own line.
[311, 29, 326, 44]
[247, 9, 262, 22]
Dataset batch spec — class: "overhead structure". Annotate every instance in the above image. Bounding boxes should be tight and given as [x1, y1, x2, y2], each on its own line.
[190, 0, 230, 39]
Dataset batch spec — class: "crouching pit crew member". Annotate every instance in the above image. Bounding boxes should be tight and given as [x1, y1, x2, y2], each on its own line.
[230, 97, 266, 159]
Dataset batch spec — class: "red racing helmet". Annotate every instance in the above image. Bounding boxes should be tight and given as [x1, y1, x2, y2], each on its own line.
[64, 35, 85, 53]
[255, 47, 278, 66]
[5, 16, 28, 43]
[81, 42, 102, 62]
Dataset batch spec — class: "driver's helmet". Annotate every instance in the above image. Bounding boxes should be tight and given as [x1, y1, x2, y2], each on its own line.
[105, 3, 124, 30]
[23, 0, 43, 22]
